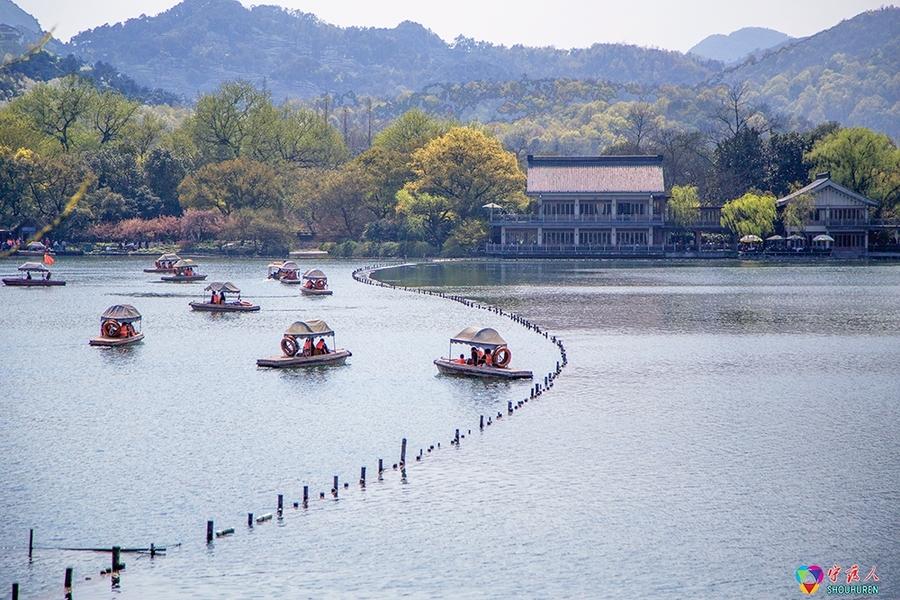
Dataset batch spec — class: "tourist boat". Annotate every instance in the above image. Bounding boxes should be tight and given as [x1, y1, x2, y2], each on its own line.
[143, 253, 181, 273]
[189, 281, 260, 312]
[89, 305, 144, 347]
[277, 261, 303, 284]
[257, 319, 351, 368]
[160, 259, 207, 282]
[434, 327, 532, 379]
[2, 262, 65, 286]
[267, 261, 286, 280]
[299, 268, 332, 295]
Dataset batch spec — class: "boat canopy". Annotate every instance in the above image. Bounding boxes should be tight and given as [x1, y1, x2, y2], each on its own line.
[302, 268, 327, 280]
[18, 262, 48, 272]
[205, 281, 241, 293]
[158, 253, 181, 261]
[173, 259, 198, 268]
[450, 327, 507, 349]
[279, 261, 299, 271]
[284, 319, 334, 337]
[26, 242, 46, 251]
[101, 304, 142, 322]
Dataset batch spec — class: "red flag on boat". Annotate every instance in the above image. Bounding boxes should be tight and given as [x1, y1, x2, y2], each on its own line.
[43, 253, 55, 265]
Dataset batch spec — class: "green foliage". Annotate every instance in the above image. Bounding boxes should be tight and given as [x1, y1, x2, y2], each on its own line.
[668, 185, 701, 229]
[805, 127, 899, 208]
[178, 157, 283, 215]
[396, 189, 456, 247]
[720, 191, 777, 237]
[781, 193, 814, 232]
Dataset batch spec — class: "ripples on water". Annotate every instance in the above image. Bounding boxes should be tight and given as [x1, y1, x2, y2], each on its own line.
[1, 258, 898, 598]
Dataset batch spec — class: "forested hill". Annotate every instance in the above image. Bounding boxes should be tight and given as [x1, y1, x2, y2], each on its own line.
[688, 27, 791, 64]
[720, 7, 899, 136]
[65, 0, 717, 99]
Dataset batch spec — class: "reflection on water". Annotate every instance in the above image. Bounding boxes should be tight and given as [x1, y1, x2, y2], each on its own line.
[1, 257, 898, 599]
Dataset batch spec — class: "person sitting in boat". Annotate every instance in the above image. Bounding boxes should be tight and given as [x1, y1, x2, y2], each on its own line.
[219, 290, 227, 304]
[470, 347, 481, 365]
[302, 337, 313, 357]
[483, 348, 493, 367]
[211, 291, 219, 304]
[25, 271, 31, 280]
[315, 337, 329, 355]
[454, 354, 466, 365]
[304, 279, 314, 289]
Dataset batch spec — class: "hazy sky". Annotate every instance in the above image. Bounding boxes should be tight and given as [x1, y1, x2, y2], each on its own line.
[17, 0, 891, 51]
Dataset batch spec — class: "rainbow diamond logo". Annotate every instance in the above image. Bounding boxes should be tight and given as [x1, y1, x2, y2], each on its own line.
[796, 565, 824, 595]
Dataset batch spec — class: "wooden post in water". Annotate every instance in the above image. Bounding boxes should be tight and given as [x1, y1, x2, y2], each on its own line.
[303, 486, 309, 506]
[277, 494, 283, 516]
[11, 583, 18, 600]
[64, 567, 73, 590]
[378, 458, 383, 474]
[28, 528, 33, 558]
[400, 438, 407, 465]
[247, 513, 253, 527]
[480, 415, 484, 430]
[508, 401, 513, 415]
[333, 475, 339, 497]
[150, 543, 156, 557]
[206, 521, 214, 544]
[455, 429, 460, 444]
[112, 546, 121, 573]
[360, 466, 366, 485]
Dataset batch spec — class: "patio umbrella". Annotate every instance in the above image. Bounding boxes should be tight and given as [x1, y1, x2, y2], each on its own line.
[739, 234, 762, 243]
[766, 235, 784, 241]
[813, 234, 834, 243]
[482, 202, 503, 221]
[786, 234, 805, 240]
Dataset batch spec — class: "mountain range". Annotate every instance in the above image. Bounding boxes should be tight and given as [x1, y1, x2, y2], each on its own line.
[1, 0, 898, 139]
[688, 27, 792, 63]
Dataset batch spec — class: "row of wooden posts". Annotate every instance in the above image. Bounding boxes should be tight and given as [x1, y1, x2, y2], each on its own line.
[11, 261, 567, 599]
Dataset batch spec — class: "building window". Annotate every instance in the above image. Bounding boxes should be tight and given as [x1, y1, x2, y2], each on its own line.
[543, 230, 574, 245]
[543, 203, 575, 218]
[833, 233, 865, 248]
[579, 230, 611, 245]
[616, 202, 647, 216]
[579, 202, 611, 217]
[616, 230, 648, 246]
[506, 229, 537, 245]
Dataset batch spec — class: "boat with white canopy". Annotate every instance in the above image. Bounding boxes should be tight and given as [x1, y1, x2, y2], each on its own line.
[189, 282, 260, 312]
[2, 262, 65, 286]
[276, 261, 303, 284]
[300, 268, 332, 295]
[434, 327, 532, 379]
[161, 258, 207, 282]
[144, 253, 181, 273]
[257, 319, 351, 368]
[90, 304, 144, 347]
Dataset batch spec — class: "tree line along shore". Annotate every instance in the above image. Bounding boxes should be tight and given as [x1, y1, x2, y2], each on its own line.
[1, 77, 897, 258]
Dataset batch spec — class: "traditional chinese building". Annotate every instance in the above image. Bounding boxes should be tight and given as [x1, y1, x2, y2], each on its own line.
[487, 155, 670, 256]
[776, 172, 880, 255]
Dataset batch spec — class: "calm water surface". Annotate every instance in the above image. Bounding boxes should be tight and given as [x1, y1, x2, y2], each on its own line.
[1, 258, 898, 598]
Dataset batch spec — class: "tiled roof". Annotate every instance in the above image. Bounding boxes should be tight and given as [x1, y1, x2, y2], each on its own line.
[776, 176, 879, 207]
[526, 155, 665, 194]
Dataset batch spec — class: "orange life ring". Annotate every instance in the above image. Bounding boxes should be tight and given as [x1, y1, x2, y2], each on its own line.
[281, 336, 298, 357]
[494, 347, 511, 368]
[102, 319, 120, 338]
[315, 279, 326, 289]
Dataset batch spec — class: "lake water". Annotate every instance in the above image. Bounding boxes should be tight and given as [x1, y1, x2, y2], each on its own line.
[1, 257, 898, 598]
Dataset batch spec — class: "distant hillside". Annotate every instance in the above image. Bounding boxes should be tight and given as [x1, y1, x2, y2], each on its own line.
[0, 0, 40, 34]
[723, 7, 899, 137]
[689, 27, 791, 63]
[66, 0, 717, 99]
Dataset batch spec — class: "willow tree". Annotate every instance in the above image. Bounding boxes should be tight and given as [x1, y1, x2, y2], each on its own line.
[720, 191, 777, 238]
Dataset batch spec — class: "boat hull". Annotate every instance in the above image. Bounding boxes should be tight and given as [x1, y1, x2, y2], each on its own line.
[143, 267, 176, 273]
[257, 349, 351, 368]
[300, 288, 333, 296]
[190, 302, 260, 312]
[434, 358, 532, 379]
[160, 274, 207, 282]
[280, 278, 304, 285]
[90, 333, 144, 347]
[3, 278, 65, 286]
